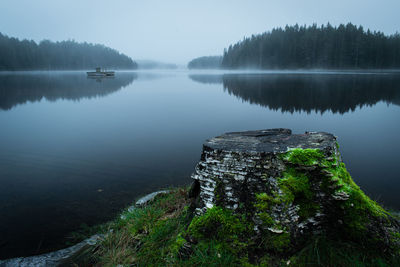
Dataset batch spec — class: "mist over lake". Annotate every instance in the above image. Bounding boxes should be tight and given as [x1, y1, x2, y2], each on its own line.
[0, 70, 399, 258]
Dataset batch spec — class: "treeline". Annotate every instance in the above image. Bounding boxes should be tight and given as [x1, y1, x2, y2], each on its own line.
[188, 56, 222, 69]
[0, 32, 137, 70]
[222, 23, 400, 69]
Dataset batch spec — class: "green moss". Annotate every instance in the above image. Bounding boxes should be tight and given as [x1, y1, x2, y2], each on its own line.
[280, 168, 320, 219]
[392, 232, 400, 240]
[338, 163, 388, 216]
[214, 178, 225, 206]
[282, 148, 393, 248]
[254, 192, 292, 254]
[279, 168, 311, 202]
[282, 148, 325, 165]
[255, 167, 319, 226]
[283, 148, 389, 221]
[318, 160, 390, 243]
[254, 193, 276, 227]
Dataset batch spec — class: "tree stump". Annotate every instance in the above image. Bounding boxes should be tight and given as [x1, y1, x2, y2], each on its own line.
[190, 128, 399, 253]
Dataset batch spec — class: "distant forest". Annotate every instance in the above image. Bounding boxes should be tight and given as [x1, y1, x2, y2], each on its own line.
[222, 23, 400, 69]
[0, 32, 137, 70]
[188, 56, 222, 69]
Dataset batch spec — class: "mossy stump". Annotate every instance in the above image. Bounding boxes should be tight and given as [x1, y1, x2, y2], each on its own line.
[190, 128, 400, 258]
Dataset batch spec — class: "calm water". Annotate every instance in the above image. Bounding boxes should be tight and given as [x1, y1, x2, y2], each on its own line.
[1, 70, 400, 258]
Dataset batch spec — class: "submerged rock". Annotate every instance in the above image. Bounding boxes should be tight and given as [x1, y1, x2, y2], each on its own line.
[190, 128, 400, 253]
[0, 235, 103, 267]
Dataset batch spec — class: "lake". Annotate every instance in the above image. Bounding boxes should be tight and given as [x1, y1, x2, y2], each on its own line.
[0, 70, 400, 259]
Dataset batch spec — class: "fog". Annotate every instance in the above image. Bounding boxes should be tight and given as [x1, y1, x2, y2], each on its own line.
[1, 0, 399, 64]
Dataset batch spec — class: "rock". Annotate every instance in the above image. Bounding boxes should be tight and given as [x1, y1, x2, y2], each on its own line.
[135, 190, 170, 207]
[190, 128, 400, 251]
[0, 235, 103, 267]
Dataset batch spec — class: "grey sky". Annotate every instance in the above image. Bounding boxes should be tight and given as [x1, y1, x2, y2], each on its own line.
[1, 0, 399, 65]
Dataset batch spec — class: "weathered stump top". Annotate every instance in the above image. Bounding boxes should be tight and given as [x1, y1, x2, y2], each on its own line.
[205, 128, 336, 153]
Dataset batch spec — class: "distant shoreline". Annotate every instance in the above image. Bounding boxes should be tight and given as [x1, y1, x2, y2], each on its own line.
[1, 68, 400, 73]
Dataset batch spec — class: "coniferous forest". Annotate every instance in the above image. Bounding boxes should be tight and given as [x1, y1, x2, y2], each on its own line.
[187, 56, 222, 69]
[0, 33, 137, 70]
[221, 23, 400, 69]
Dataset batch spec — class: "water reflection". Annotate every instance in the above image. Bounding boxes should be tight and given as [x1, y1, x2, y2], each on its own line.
[0, 72, 137, 110]
[190, 73, 400, 113]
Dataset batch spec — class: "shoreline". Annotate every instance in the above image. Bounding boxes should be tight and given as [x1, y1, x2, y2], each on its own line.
[1, 187, 399, 266]
[0, 190, 170, 267]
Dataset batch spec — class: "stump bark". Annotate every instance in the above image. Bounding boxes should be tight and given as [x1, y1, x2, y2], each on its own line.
[190, 128, 400, 252]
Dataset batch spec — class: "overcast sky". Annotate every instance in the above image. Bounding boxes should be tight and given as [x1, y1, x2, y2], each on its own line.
[1, 0, 399, 65]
